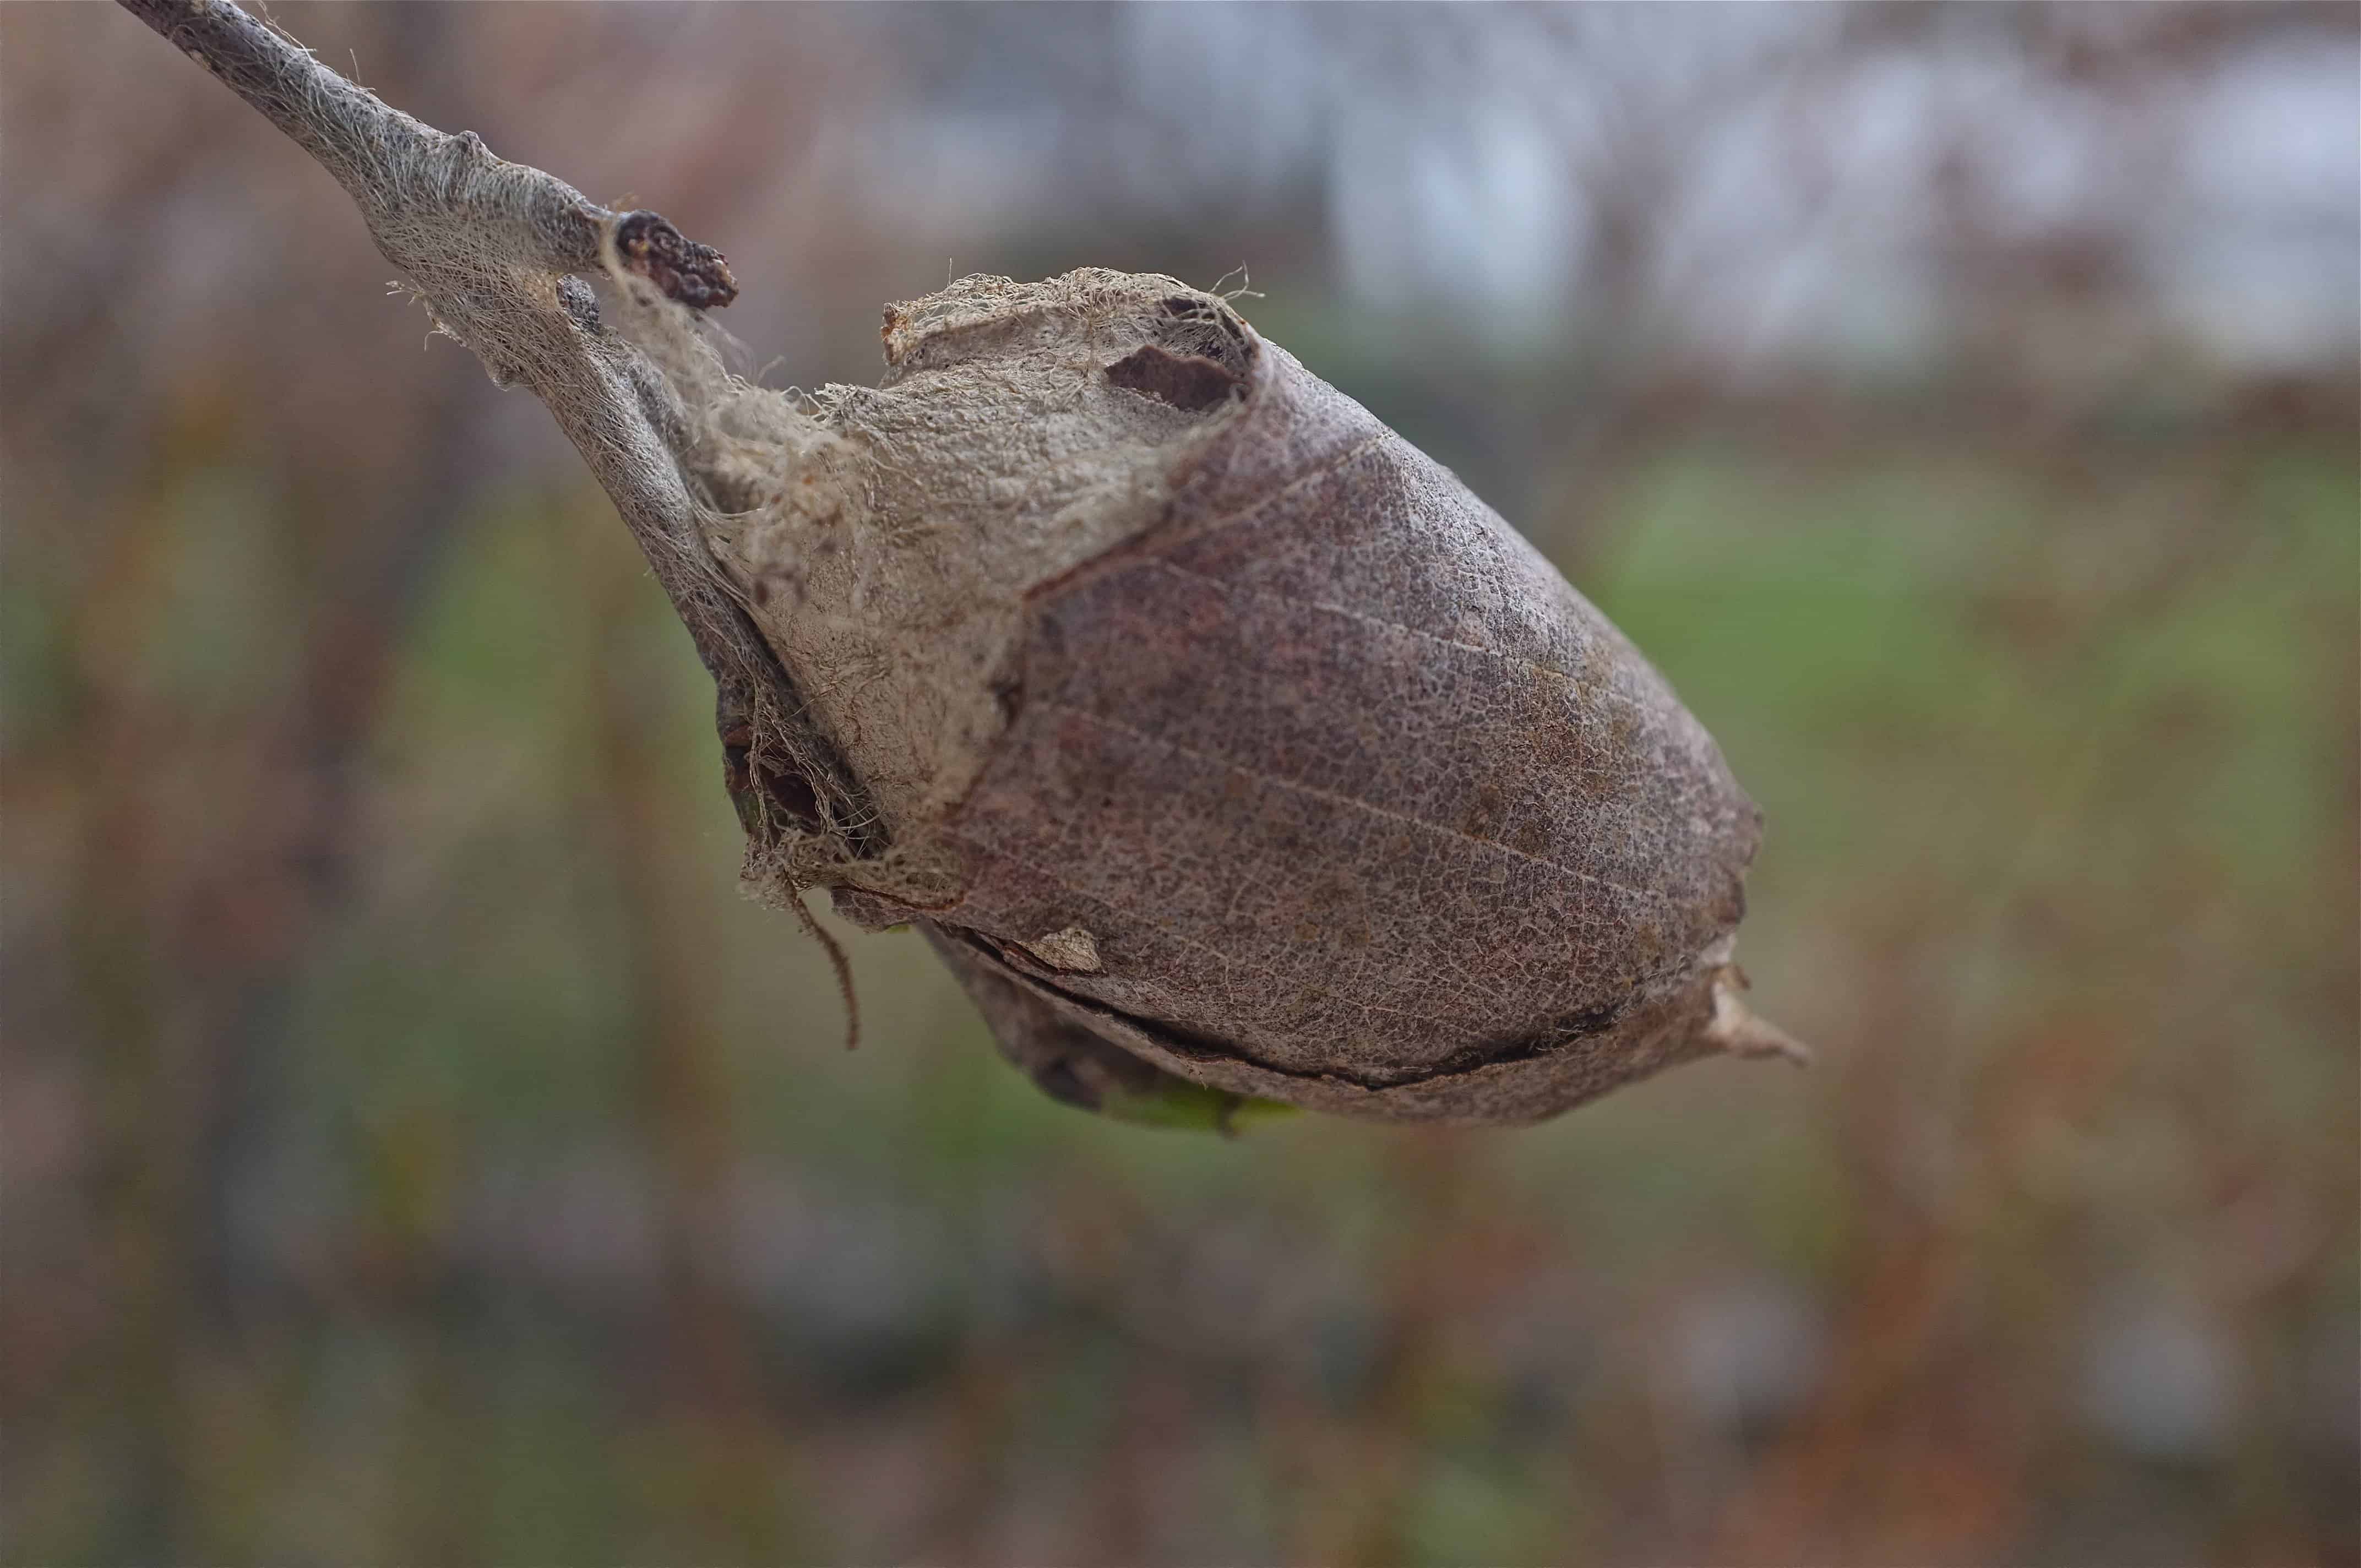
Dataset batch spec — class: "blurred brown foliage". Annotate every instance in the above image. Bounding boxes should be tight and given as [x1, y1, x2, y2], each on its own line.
[3, 6, 2354, 1564]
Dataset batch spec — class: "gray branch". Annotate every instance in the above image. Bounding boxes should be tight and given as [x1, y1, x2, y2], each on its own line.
[114, 0, 873, 860]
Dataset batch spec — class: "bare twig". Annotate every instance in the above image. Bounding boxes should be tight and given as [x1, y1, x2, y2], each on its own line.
[113, 0, 873, 863]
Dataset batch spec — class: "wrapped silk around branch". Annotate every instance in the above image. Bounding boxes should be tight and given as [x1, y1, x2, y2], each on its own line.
[623, 269, 1804, 1124]
[118, 0, 1804, 1127]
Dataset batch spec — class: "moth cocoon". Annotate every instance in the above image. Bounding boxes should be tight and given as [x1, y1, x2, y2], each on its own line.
[629, 268, 1794, 1126]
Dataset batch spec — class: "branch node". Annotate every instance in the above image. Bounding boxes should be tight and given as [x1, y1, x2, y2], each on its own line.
[610, 210, 739, 312]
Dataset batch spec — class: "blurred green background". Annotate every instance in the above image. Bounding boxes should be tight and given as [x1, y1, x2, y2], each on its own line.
[4, 5, 2354, 1564]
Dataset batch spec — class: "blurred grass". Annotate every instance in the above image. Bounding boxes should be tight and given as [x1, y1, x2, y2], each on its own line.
[13, 405, 2349, 1564]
